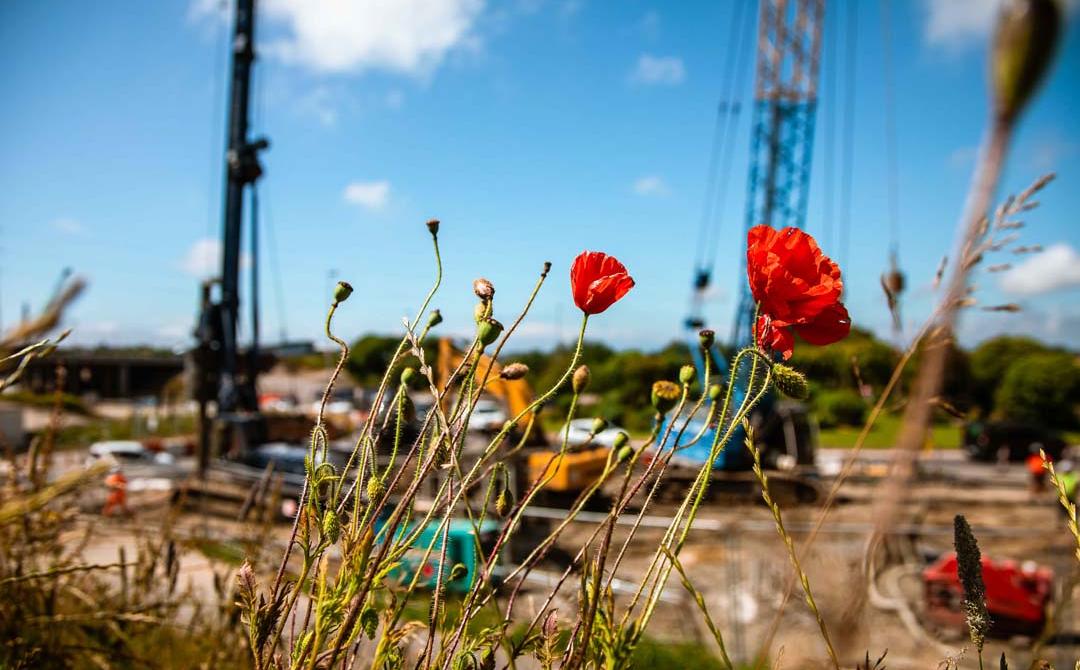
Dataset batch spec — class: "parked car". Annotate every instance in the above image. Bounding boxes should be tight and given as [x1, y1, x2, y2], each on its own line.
[560, 418, 626, 449]
[87, 440, 174, 466]
[962, 421, 1067, 462]
[468, 399, 507, 432]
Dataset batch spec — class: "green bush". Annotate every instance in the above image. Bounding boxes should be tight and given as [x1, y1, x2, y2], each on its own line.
[970, 336, 1051, 412]
[814, 388, 867, 428]
[994, 352, 1080, 429]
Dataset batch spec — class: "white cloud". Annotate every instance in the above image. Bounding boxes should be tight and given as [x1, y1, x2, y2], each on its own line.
[632, 175, 670, 197]
[999, 243, 1080, 295]
[180, 238, 251, 277]
[51, 217, 84, 235]
[629, 54, 685, 85]
[294, 85, 339, 126]
[343, 180, 391, 210]
[257, 0, 484, 76]
[922, 0, 1001, 47]
[923, 0, 1078, 48]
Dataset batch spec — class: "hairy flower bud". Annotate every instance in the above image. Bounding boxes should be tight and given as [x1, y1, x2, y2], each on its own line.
[400, 366, 416, 386]
[426, 218, 440, 236]
[473, 302, 488, 324]
[333, 281, 353, 304]
[651, 380, 681, 415]
[991, 0, 1061, 124]
[499, 363, 529, 381]
[495, 490, 509, 517]
[679, 365, 696, 386]
[366, 477, 384, 502]
[477, 318, 504, 347]
[612, 431, 629, 451]
[616, 444, 634, 463]
[590, 417, 607, 435]
[541, 609, 559, 639]
[708, 384, 722, 401]
[699, 329, 715, 350]
[427, 309, 443, 329]
[572, 365, 590, 394]
[314, 462, 337, 485]
[322, 510, 340, 544]
[473, 277, 495, 301]
[772, 363, 809, 400]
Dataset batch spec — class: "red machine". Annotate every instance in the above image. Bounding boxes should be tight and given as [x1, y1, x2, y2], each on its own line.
[923, 553, 1053, 638]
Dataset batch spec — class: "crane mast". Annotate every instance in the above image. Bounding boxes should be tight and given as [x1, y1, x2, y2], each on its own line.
[732, 0, 824, 347]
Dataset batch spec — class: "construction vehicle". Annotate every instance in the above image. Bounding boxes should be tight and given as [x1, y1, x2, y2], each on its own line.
[435, 338, 618, 501]
[379, 514, 504, 594]
[923, 552, 1053, 639]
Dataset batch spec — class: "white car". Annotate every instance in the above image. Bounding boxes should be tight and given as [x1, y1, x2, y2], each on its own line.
[561, 418, 625, 449]
[468, 399, 507, 432]
[87, 440, 174, 466]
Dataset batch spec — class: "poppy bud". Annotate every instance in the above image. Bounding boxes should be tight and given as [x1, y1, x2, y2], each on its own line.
[699, 329, 715, 350]
[426, 219, 440, 236]
[542, 609, 559, 639]
[991, 0, 1061, 124]
[771, 363, 809, 400]
[333, 281, 353, 304]
[314, 462, 337, 485]
[590, 417, 607, 435]
[366, 477, 384, 502]
[322, 510, 340, 544]
[500, 363, 529, 380]
[400, 366, 416, 386]
[477, 318, 503, 347]
[708, 384, 722, 401]
[679, 365, 696, 385]
[473, 302, 491, 324]
[651, 381, 681, 415]
[572, 365, 590, 394]
[612, 431, 629, 450]
[473, 277, 495, 301]
[427, 309, 443, 329]
[616, 444, 634, 463]
[542, 261, 552, 276]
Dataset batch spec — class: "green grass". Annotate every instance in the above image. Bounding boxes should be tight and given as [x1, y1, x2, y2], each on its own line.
[817, 412, 962, 450]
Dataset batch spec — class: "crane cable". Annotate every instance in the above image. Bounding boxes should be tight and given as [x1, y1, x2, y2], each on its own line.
[838, 0, 859, 269]
[821, 0, 838, 250]
[691, 0, 755, 284]
[702, 0, 757, 275]
[879, 0, 906, 334]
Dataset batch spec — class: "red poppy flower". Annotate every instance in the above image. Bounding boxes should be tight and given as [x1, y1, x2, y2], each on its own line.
[571, 251, 635, 315]
[747, 225, 850, 359]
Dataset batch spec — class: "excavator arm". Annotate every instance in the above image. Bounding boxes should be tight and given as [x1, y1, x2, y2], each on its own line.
[435, 338, 547, 446]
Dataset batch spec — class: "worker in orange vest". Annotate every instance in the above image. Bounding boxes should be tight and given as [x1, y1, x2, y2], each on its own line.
[103, 470, 129, 517]
[1026, 446, 1048, 495]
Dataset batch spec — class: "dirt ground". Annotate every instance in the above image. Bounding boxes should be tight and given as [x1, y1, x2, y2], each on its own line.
[72, 450, 1080, 670]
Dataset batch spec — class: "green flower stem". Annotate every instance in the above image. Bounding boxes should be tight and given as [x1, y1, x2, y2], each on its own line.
[746, 423, 838, 669]
[631, 353, 769, 636]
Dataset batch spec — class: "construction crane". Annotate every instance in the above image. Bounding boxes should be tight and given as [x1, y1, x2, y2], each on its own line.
[677, 0, 825, 479]
[191, 0, 270, 474]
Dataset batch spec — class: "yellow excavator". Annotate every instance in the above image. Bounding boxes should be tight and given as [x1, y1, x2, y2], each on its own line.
[436, 338, 610, 497]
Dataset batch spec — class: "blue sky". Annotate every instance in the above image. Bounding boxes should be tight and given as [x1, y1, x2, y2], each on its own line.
[1, 0, 1078, 353]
